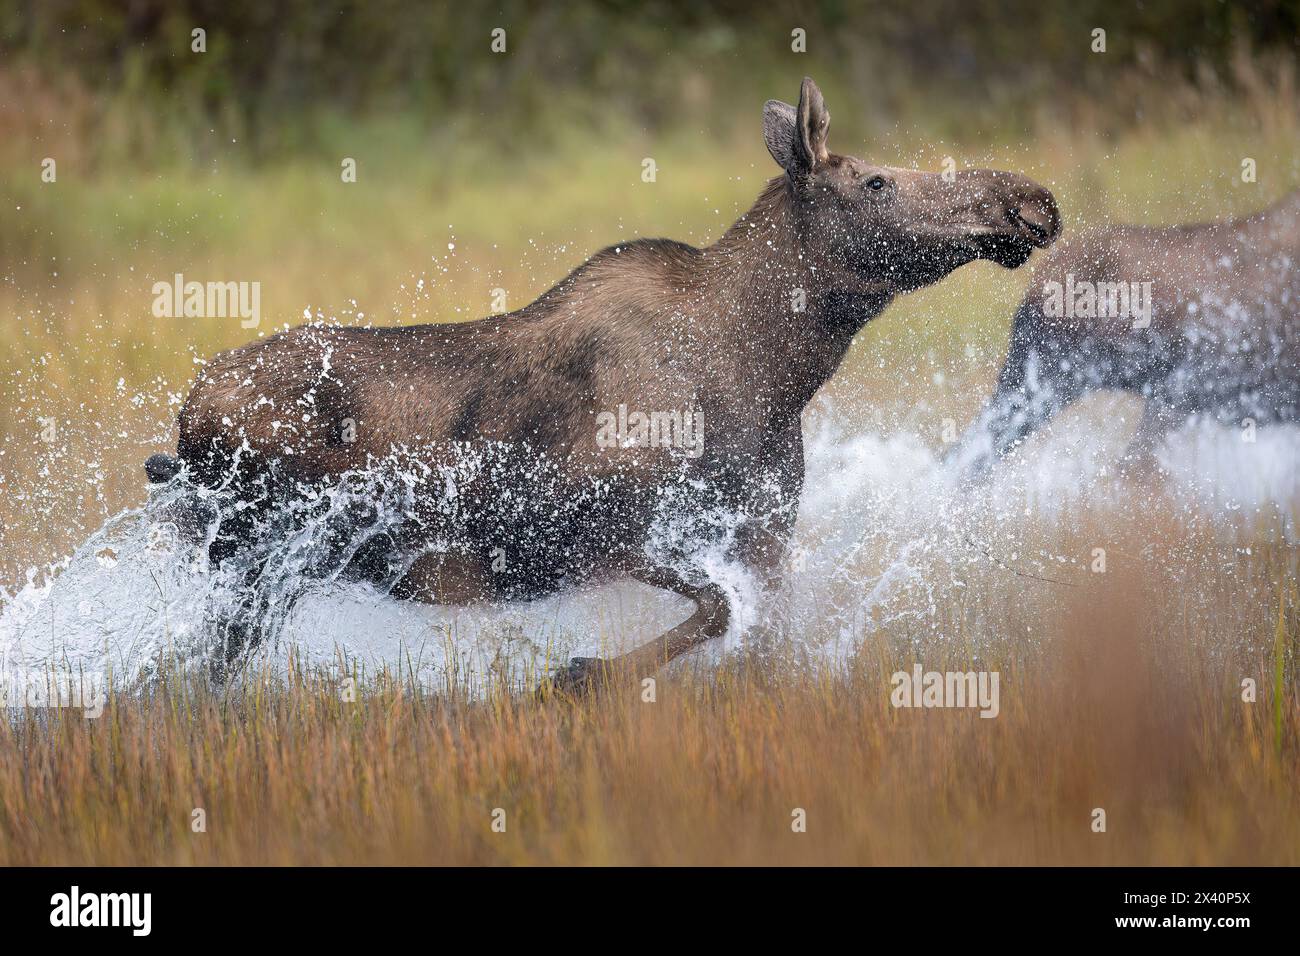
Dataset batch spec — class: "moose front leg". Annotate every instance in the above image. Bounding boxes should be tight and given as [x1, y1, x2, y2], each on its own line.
[544, 427, 802, 698]
[949, 346, 1084, 480]
[544, 516, 796, 697]
[1117, 396, 1182, 477]
[542, 574, 731, 697]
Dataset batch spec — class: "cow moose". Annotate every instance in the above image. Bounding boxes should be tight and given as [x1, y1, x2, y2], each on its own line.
[949, 188, 1300, 478]
[146, 77, 1061, 692]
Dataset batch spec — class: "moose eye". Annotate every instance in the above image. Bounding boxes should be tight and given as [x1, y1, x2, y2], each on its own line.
[866, 176, 887, 191]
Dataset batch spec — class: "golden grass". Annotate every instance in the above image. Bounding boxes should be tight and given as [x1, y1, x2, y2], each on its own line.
[2, 513, 1295, 866]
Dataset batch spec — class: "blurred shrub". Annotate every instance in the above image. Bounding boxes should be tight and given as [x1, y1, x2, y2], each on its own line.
[0, 0, 1296, 163]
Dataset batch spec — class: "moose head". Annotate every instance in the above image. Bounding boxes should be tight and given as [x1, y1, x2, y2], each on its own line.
[763, 77, 1061, 293]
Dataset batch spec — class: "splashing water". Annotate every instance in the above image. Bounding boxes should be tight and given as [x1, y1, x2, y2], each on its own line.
[1, 395, 1297, 697]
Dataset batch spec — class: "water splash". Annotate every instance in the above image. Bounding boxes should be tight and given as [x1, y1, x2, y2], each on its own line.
[2, 398, 1297, 696]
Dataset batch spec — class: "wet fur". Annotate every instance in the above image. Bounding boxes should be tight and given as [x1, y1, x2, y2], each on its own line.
[153, 78, 1059, 684]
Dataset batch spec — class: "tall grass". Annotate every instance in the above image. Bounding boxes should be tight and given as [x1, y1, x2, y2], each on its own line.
[1, 512, 1295, 865]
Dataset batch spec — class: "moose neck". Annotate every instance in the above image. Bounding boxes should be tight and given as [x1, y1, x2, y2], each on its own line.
[698, 178, 895, 419]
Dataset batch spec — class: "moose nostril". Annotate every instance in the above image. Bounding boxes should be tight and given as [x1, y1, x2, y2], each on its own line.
[1014, 210, 1048, 238]
[1011, 201, 1059, 246]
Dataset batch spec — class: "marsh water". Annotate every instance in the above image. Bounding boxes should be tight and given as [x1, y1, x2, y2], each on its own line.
[2, 386, 1295, 698]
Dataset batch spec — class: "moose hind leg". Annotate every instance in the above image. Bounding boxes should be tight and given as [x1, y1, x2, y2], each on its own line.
[209, 551, 327, 683]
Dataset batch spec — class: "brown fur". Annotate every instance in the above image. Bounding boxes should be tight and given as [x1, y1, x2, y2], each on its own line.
[158, 78, 1060, 689]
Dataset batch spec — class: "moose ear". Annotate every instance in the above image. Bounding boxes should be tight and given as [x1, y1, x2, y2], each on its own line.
[763, 78, 830, 177]
[796, 76, 830, 168]
[763, 99, 801, 174]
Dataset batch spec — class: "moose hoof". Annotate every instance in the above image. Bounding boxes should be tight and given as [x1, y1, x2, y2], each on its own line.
[538, 656, 607, 699]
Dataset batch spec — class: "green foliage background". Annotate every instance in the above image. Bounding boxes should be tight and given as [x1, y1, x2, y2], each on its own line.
[3, 0, 1298, 161]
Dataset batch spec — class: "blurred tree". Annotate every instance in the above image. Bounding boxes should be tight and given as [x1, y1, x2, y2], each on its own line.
[1, 0, 1295, 158]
